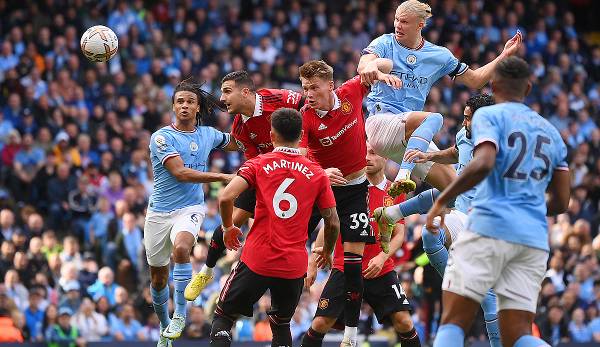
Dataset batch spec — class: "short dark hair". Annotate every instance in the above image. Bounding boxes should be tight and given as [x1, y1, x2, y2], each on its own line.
[299, 60, 334, 81]
[271, 108, 303, 142]
[172, 78, 224, 125]
[493, 56, 531, 96]
[466, 93, 494, 114]
[221, 70, 256, 92]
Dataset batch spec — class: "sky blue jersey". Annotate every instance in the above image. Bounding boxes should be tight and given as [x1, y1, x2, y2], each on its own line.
[468, 102, 568, 251]
[363, 34, 468, 115]
[454, 127, 476, 214]
[148, 125, 230, 213]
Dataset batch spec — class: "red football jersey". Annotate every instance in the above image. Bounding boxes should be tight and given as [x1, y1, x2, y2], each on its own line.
[232, 89, 304, 159]
[299, 76, 369, 176]
[333, 179, 405, 277]
[238, 147, 336, 279]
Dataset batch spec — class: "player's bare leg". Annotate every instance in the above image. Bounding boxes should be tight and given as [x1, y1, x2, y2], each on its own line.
[390, 311, 421, 347]
[150, 265, 172, 347]
[432, 291, 480, 347]
[498, 310, 541, 347]
[389, 111, 444, 197]
[341, 242, 365, 347]
[186, 208, 252, 300]
[162, 232, 195, 339]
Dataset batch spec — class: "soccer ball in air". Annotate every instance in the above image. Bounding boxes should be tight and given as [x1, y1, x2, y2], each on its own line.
[80, 25, 119, 62]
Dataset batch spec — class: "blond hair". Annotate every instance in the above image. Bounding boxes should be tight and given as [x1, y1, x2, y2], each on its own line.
[299, 60, 334, 81]
[397, 0, 432, 23]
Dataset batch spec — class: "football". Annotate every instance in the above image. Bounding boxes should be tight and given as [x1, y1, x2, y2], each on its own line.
[80, 25, 119, 62]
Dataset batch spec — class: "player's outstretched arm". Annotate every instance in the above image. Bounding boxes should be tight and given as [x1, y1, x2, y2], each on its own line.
[363, 223, 405, 279]
[426, 142, 496, 229]
[358, 54, 394, 85]
[404, 146, 459, 165]
[455, 31, 522, 89]
[219, 176, 250, 250]
[546, 169, 570, 216]
[164, 155, 234, 183]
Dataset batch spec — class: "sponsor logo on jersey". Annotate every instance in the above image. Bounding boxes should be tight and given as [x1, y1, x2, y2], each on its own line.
[318, 118, 358, 147]
[341, 100, 353, 114]
[318, 123, 327, 130]
[406, 54, 417, 64]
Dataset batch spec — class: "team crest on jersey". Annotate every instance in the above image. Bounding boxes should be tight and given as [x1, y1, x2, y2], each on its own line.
[154, 135, 167, 151]
[384, 196, 394, 207]
[341, 100, 352, 114]
[406, 54, 417, 65]
[190, 142, 198, 151]
[318, 299, 329, 310]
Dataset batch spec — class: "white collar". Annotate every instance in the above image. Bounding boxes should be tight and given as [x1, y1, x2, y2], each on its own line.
[273, 146, 301, 155]
[315, 92, 340, 118]
[369, 177, 387, 190]
[242, 94, 262, 123]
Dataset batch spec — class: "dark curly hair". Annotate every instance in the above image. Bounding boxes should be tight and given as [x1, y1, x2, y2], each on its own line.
[172, 78, 225, 125]
[466, 93, 494, 114]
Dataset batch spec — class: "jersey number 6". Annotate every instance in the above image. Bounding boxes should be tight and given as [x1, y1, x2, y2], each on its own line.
[273, 178, 298, 219]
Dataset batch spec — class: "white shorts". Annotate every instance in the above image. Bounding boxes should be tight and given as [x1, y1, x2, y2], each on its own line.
[144, 204, 206, 267]
[443, 230, 549, 313]
[365, 112, 437, 181]
[444, 209, 468, 243]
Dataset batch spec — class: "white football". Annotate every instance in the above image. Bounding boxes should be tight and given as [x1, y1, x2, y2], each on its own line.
[80, 25, 119, 63]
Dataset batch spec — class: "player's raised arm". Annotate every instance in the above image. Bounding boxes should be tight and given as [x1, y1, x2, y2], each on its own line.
[163, 155, 233, 184]
[454, 31, 522, 89]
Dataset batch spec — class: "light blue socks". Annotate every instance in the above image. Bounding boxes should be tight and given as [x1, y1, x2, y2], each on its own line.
[151, 285, 171, 329]
[173, 262, 192, 316]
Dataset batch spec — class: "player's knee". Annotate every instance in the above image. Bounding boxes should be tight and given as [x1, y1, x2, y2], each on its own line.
[391, 312, 414, 333]
[172, 243, 192, 260]
[421, 227, 444, 251]
[311, 316, 335, 333]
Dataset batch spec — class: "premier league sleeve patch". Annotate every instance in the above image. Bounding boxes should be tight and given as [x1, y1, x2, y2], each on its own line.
[154, 134, 168, 152]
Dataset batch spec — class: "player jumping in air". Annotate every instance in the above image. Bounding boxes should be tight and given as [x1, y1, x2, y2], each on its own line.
[302, 143, 421, 347]
[145, 80, 238, 345]
[185, 71, 308, 301]
[427, 57, 570, 347]
[298, 60, 400, 347]
[209, 108, 340, 347]
[374, 94, 503, 346]
[358, 0, 522, 196]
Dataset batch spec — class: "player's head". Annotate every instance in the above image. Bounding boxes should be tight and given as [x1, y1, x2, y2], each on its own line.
[270, 108, 303, 147]
[366, 142, 386, 175]
[220, 70, 257, 114]
[172, 79, 224, 125]
[299, 60, 334, 111]
[491, 56, 531, 102]
[395, 0, 432, 43]
[464, 93, 494, 139]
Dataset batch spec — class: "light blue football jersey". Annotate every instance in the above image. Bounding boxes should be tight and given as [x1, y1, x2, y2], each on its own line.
[468, 102, 568, 251]
[148, 125, 230, 212]
[363, 34, 468, 115]
[454, 127, 476, 214]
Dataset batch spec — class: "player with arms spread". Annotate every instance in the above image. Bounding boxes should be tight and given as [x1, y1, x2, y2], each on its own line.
[359, 0, 522, 196]
[145, 80, 238, 346]
[298, 60, 400, 347]
[374, 94, 503, 346]
[427, 57, 570, 347]
[209, 108, 340, 347]
[185, 70, 306, 301]
[302, 143, 421, 347]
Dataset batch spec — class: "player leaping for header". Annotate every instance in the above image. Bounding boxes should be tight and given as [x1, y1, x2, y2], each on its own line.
[374, 94, 503, 347]
[358, 0, 522, 197]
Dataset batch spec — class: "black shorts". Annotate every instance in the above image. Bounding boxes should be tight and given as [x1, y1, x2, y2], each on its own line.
[216, 262, 304, 319]
[234, 188, 256, 214]
[315, 269, 412, 324]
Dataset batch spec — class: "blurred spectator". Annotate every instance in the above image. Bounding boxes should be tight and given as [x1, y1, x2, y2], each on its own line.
[110, 303, 143, 341]
[87, 267, 118, 305]
[45, 307, 85, 347]
[185, 306, 211, 339]
[71, 297, 108, 342]
[0, 307, 23, 343]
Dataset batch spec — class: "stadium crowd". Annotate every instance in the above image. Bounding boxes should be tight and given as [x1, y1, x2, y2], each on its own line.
[0, 0, 599, 345]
